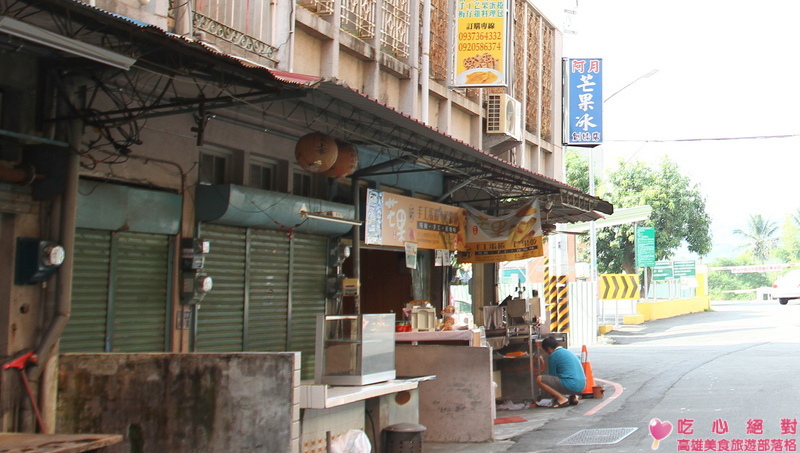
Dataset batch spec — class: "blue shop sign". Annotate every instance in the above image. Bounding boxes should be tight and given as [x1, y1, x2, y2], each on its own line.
[564, 58, 603, 147]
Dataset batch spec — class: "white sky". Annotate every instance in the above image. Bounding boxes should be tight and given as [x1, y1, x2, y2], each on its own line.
[551, 0, 800, 260]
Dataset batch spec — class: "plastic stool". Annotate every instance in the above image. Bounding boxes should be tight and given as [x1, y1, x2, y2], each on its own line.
[381, 423, 426, 453]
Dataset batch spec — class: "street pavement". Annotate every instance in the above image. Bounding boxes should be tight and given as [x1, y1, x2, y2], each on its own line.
[424, 299, 800, 452]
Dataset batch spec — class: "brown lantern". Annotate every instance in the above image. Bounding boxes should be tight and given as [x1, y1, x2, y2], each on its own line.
[324, 140, 359, 178]
[295, 132, 338, 173]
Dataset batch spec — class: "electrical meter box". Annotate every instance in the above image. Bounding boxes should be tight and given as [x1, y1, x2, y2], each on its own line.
[15, 237, 65, 285]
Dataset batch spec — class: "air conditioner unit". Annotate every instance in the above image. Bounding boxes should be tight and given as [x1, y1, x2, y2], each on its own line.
[486, 93, 523, 140]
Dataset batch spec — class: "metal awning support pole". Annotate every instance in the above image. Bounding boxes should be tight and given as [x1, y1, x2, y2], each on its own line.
[352, 177, 361, 315]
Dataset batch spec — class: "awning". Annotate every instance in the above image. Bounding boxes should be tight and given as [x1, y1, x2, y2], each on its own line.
[3, 0, 612, 225]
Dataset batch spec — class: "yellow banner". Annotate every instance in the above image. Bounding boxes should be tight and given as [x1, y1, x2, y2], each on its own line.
[453, 1, 508, 88]
[459, 200, 543, 264]
[364, 189, 466, 251]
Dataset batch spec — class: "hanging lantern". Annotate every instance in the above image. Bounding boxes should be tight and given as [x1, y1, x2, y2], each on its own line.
[295, 132, 338, 173]
[324, 140, 359, 178]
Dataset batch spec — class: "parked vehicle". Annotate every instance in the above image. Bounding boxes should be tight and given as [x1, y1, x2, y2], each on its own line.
[771, 269, 800, 304]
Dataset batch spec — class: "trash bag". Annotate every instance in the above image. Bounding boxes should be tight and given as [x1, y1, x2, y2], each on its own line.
[330, 429, 371, 453]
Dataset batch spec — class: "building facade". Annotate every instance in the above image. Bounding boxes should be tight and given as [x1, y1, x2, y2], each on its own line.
[0, 0, 611, 448]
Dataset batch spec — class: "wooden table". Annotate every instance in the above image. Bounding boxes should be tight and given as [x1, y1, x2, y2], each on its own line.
[0, 433, 123, 452]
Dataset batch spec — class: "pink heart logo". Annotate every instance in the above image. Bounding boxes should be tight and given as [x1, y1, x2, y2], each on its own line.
[649, 418, 673, 441]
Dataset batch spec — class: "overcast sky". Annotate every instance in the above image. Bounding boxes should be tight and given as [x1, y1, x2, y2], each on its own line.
[552, 0, 800, 260]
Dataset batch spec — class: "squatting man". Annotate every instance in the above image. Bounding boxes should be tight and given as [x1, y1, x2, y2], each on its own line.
[535, 335, 586, 408]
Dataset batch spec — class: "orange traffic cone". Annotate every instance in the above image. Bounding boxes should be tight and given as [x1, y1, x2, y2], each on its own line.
[580, 345, 600, 398]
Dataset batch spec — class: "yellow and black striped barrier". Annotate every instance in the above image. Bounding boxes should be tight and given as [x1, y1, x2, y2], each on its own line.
[600, 274, 640, 300]
[556, 275, 569, 332]
[544, 257, 559, 331]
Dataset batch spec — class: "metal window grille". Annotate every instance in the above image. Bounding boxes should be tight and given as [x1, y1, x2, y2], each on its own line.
[341, 0, 376, 39]
[525, 10, 541, 135]
[427, 0, 448, 80]
[540, 24, 554, 141]
[297, 0, 335, 15]
[191, 0, 277, 60]
[381, 0, 409, 58]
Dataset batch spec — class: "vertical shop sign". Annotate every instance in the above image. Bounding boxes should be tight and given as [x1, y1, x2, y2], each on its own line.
[452, 0, 509, 88]
[563, 58, 603, 146]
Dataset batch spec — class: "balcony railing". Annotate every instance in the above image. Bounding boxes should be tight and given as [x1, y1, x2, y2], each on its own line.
[193, 12, 278, 62]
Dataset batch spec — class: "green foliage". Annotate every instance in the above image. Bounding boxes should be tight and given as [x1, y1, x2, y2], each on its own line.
[707, 256, 772, 300]
[733, 214, 779, 263]
[595, 157, 712, 273]
[565, 149, 592, 194]
[774, 210, 800, 262]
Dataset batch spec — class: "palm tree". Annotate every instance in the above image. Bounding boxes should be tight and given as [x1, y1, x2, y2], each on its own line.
[733, 214, 778, 262]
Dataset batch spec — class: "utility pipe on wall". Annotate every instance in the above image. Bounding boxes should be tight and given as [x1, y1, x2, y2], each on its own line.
[420, 0, 431, 124]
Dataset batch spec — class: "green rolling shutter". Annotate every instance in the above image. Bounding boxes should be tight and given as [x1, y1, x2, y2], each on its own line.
[111, 232, 171, 352]
[194, 224, 247, 352]
[62, 229, 112, 352]
[198, 223, 328, 378]
[63, 229, 171, 353]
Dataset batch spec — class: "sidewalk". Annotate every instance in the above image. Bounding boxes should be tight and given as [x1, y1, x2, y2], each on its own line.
[422, 397, 602, 452]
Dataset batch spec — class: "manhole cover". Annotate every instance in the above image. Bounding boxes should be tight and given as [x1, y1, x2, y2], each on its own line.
[557, 427, 638, 446]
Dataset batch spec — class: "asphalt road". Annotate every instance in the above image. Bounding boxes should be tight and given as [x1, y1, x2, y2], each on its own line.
[504, 299, 800, 452]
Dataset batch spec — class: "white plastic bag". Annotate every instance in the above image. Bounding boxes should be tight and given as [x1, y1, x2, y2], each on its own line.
[329, 429, 371, 453]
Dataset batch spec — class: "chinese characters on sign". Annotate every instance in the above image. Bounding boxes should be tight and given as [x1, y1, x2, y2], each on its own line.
[364, 189, 466, 251]
[663, 417, 798, 452]
[563, 58, 603, 146]
[458, 199, 543, 264]
[452, 0, 508, 87]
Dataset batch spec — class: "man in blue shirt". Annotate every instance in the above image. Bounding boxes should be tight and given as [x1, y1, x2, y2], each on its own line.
[535, 335, 586, 408]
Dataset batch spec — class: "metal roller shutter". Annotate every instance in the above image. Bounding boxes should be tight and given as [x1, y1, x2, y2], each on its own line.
[61, 229, 112, 352]
[247, 229, 290, 351]
[198, 223, 328, 378]
[288, 233, 327, 377]
[111, 232, 171, 352]
[63, 229, 171, 353]
[195, 224, 247, 351]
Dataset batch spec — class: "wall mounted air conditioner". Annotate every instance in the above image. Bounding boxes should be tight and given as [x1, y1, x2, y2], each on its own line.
[486, 93, 523, 140]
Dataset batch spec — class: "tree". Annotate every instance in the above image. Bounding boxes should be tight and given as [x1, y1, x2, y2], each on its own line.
[593, 157, 712, 274]
[775, 209, 800, 263]
[707, 256, 772, 300]
[733, 214, 778, 263]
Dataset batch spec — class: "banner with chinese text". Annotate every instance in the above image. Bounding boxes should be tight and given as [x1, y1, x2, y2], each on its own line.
[458, 199, 543, 264]
[452, 1, 509, 88]
[564, 58, 603, 146]
[364, 189, 466, 251]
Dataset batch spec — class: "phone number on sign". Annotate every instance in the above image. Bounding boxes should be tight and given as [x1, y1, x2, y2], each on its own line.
[458, 42, 502, 52]
[458, 32, 502, 41]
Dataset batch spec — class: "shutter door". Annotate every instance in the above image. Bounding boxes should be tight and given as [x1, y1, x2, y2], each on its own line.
[111, 232, 170, 352]
[247, 229, 290, 351]
[198, 224, 327, 379]
[63, 229, 170, 353]
[288, 233, 328, 378]
[61, 229, 112, 352]
[196, 224, 247, 351]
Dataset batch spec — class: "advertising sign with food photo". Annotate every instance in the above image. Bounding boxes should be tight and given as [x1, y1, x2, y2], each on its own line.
[452, 0, 509, 88]
[459, 199, 543, 264]
[364, 189, 467, 251]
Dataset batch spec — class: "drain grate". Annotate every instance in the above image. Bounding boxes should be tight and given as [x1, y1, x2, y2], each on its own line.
[557, 427, 638, 446]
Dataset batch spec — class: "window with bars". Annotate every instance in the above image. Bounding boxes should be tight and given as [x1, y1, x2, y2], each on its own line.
[341, 0, 376, 39]
[191, 0, 277, 60]
[381, 0, 409, 58]
[427, 0, 449, 80]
